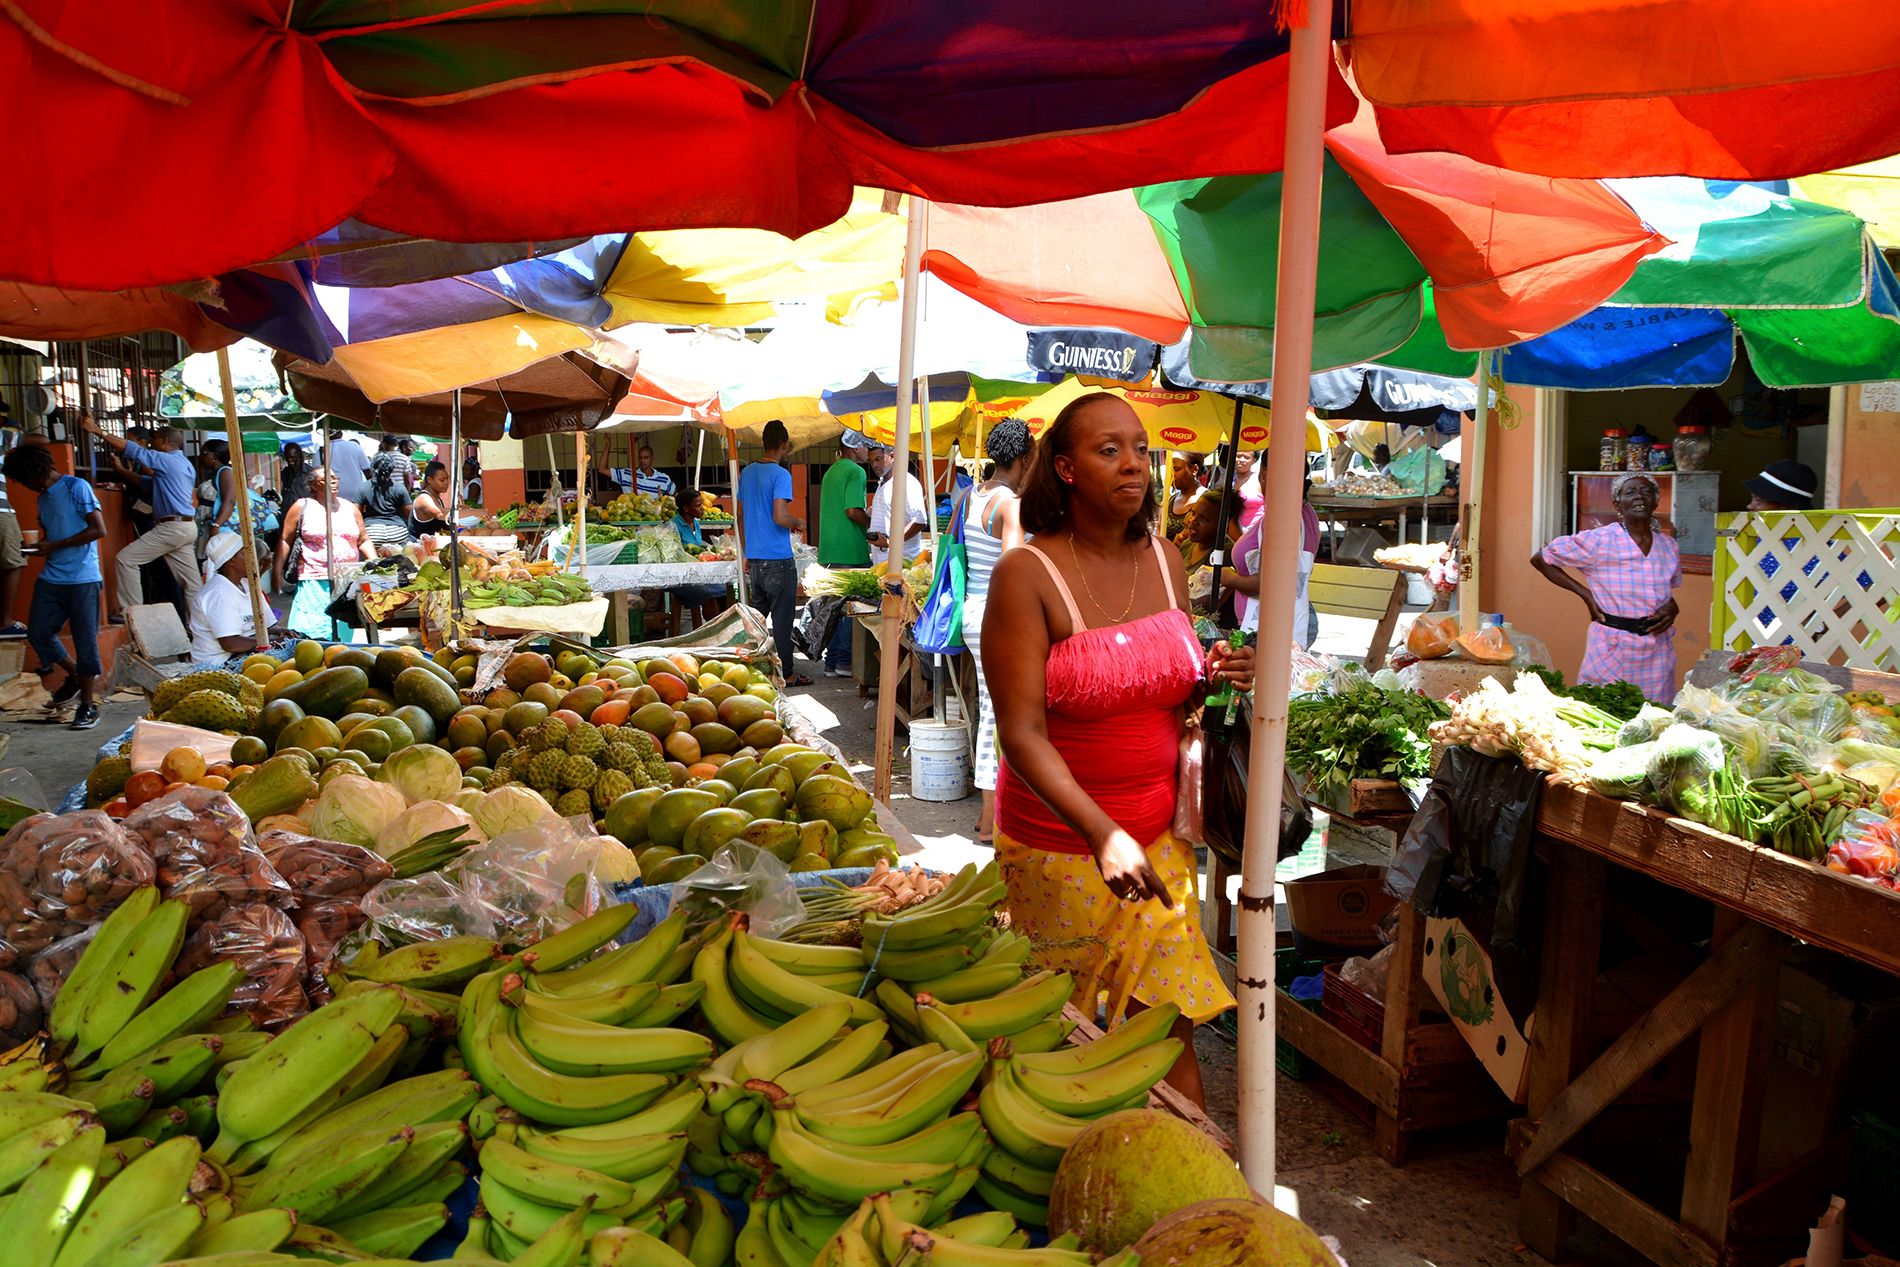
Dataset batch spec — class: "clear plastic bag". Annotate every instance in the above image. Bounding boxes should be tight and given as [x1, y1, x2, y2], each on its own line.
[18, 924, 95, 1039]
[123, 787, 290, 922]
[1618, 704, 1674, 747]
[1645, 725, 1727, 823]
[0, 770, 49, 812]
[1405, 614, 1458, 660]
[350, 871, 507, 950]
[0, 968, 42, 1045]
[1340, 943, 1395, 1005]
[0, 810, 156, 963]
[665, 841, 803, 941]
[257, 831, 393, 900]
[176, 903, 309, 1030]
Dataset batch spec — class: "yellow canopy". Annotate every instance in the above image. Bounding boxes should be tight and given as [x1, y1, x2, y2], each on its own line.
[1012, 378, 1327, 453]
[1796, 158, 1900, 249]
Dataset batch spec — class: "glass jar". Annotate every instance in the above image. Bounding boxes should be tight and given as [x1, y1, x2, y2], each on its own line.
[1599, 428, 1627, 471]
[1625, 435, 1652, 471]
[1649, 441, 1674, 472]
[1674, 425, 1711, 472]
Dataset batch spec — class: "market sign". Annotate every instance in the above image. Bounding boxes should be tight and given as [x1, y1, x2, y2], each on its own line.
[1026, 330, 1158, 383]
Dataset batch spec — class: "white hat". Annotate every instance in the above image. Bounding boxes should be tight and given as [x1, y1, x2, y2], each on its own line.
[204, 532, 246, 580]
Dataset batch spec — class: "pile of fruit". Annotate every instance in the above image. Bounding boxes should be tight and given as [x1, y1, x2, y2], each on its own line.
[0, 856, 1339, 1266]
[464, 571, 594, 611]
[602, 491, 676, 523]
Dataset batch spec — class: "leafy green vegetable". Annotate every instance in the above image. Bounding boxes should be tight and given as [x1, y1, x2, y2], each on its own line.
[1524, 666, 1647, 722]
[1286, 684, 1449, 801]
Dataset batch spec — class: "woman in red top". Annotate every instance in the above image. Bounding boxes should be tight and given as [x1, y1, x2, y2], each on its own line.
[983, 393, 1253, 1104]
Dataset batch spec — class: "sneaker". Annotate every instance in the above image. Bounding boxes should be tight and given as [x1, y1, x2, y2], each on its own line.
[0, 623, 25, 639]
[70, 704, 101, 730]
[49, 676, 80, 705]
[106, 614, 126, 626]
[824, 664, 851, 678]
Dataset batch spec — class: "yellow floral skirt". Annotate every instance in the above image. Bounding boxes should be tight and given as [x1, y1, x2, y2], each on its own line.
[995, 829, 1236, 1025]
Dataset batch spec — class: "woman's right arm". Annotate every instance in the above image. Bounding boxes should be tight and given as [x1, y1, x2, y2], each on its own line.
[277, 501, 301, 578]
[995, 493, 1026, 552]
[1530, 541, 1603, 624]
[984, 552, 1170, 904]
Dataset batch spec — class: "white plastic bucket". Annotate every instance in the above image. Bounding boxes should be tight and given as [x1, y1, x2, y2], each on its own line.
[909, 720, 971, 802]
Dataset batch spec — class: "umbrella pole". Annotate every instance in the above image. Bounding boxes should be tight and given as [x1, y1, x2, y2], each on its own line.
[1458, 351, 1490, 629]
[214, 347, 270, 651]
[874, 199, 926, 803]
[548, 435, 565, 534]
[574, 429, 587, 575]
[1237, 0, 1334, 1199]
[728, 428, 750, 610]
[695, 429, 706, 490]
[447, 390, 464, 629]
[322, 414, 337, 641]
[917, 372, 938, 723]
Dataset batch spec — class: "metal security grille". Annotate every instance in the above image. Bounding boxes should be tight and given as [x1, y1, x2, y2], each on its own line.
[1711, 509, 1900, 669]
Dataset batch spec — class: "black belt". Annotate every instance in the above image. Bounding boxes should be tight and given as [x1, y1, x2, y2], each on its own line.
[154, 514, 193, 524]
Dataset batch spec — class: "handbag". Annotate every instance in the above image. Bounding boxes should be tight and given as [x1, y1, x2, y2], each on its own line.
[911, 486, 969, 654]
[1201, 698, 1313, 869]
[1171, 712, 1207, 846]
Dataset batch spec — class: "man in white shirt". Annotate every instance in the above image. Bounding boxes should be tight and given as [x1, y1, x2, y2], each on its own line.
[190, 533, 273, 665]
[327, 435, 371, 505]
[866, 447, 927, 565]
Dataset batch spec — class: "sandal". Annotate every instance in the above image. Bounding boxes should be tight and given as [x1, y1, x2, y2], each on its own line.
[787, 674, 815, 687]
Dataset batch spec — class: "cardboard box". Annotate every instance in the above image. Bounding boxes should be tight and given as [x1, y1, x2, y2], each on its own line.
[1759, 958, 1900, 1176]
[1421, 915, 1533, 1103]
[1283, 864, 1397, 953]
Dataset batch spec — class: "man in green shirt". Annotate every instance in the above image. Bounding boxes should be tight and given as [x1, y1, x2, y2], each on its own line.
[817, 445, 870, 676]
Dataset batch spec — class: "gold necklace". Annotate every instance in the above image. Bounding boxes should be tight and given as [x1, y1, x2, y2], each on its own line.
[1068, 535, 1141, 624]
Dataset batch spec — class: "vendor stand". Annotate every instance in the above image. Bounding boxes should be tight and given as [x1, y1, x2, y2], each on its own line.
[1309, 490, 1458, 560]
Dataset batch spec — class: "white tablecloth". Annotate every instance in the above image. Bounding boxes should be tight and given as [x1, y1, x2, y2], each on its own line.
[578, 561, 741, 593]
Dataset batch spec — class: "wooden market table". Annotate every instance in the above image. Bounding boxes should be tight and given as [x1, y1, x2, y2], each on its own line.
[1309, 491, 1457, 558]
[1514, 782, 1900, 1267]
[578, 561, 741, 645]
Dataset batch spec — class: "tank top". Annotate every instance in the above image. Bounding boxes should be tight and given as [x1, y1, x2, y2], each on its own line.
[996, 537, 1204, 854]
[963, 486, 1010, 601]
[297, 499, 364, 579]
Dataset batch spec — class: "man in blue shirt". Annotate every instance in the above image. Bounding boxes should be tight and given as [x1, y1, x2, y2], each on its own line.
[738, 421, 808, 685]
[2, 444, 105, 729]
[81, 414, 202, 622]
[633, 444, 676, 500]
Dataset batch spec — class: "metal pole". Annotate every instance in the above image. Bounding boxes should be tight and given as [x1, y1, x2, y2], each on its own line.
[214, 348, 270, 650]
[320, 415, 338, 643]
[695, 429, 706, 490]
[547, 434, 565, 532]
[447, 390, 464, 628]
[874, 199, 926, 803]
[1459, 351, 1491, 629]
[1236, 0, 1334, 1198]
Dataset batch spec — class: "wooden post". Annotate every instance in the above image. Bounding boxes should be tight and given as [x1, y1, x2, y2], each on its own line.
[874, 200, 926, 803]
[727, 428, 750, 610]
[214, 348, 270, 649]
[1459, 351, 1490, 629]
[573, 429, 587, 575]
[1679, 910, 1776, 1242]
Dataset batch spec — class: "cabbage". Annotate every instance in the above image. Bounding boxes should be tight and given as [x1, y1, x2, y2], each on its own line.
[474, 786, 560, 840]
[306, 775, 407, 849]
[381, 801, 486, 858]
[377, 744, 464, 805]
[452, 789, 487, 814]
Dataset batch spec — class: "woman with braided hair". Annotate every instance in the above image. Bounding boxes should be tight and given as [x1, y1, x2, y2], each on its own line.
[962, 417, 1033, 845]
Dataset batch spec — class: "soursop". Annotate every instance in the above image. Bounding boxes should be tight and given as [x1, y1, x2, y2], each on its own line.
[535, 717, 570, 751]
[600, 744, 640, 774]
[558, 755, 599, 791]
[237, 678, 263, 710]
[86, 756, 131, 807]
[152, 669, 246, 715]
[527, 749, 567, 792]
[565, 724, 604, 759]
[163, 689, 247, 732]
[596, 724, 624, 746]
[591, 768, 634, 813]
[554, 789, 592, 818]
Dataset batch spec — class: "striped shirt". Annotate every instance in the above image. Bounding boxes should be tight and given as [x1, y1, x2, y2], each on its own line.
[633, 468, 676, 498]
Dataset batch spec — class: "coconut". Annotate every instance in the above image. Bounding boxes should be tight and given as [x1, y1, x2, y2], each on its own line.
[1131, 1197, 1341, 1266]
[1047, 1109, 1255, 1253]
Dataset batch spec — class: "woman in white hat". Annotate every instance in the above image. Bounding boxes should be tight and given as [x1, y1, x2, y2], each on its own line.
[191, 531, 275, 665]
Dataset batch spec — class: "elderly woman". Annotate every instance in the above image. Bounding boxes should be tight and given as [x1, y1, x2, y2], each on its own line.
[984, 392, 1253, 1105]
[1532, 472, 1682, 701]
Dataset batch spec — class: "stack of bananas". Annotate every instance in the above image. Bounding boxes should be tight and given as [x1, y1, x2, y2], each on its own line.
[800, 1190, 1139, 1267]
[465, 570, 593, 610]
[973, 1006, 1184, 1227]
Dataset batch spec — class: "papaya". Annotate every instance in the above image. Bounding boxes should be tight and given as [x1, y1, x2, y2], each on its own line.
[256, 698, 304, 746]
[373, 648, 418, 689]
[647, 788, 722, 848]
[229, 754, 318, 823]
[276, 715, 344, 755]
[395, 665, 462, 727]
[682, 807, 754, 857]
[279, 665, 371, 719]
[264, 669, 305, 702]
[391, 704, 437, 747]
[352, 698, 394, 717]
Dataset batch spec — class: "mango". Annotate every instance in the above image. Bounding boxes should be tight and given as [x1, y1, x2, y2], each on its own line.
[740, 764, 796, 801]
[647, 854, 708, 885]
[678, 696, 718, 728]
[716, 694, 772, 732]
[797, 821, 838, 862]
[794, 773, 873, 832]
[740, 720, 784, 750]
[604, 787, 666, 845]
[646, 788, 722, 848]
[717, 757, 761, 790]
[737, 819, 801, 863]
[694, 779, 737, 807]
[682, 807, 755, 857]
[789, 854, 832, 874]
[631, 702, 678, 737]
[761, 743, 816, 767]
[634, 845, 680, 875]
[728, 788, 786, 822]
[835, 841, 897, 870]
[504, 701, 550, 735]
[690, 722, 740, 757]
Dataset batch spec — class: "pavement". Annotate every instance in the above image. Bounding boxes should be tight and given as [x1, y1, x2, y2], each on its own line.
[7, 643, 1650, 1267]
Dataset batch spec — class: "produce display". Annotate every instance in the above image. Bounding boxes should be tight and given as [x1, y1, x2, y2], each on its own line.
[803, 559, 935, 607]
[1523, 667, 1648, 723]
[601, 491, 677, 523]
[1430, 673, 1623, 782]
[1285, 677, 1449, 802]
[0, 852, 1325, 1266]
[1311, 471, 1408, 497]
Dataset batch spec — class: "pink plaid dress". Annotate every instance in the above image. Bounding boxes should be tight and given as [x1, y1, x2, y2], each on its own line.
[1540, 523, 1681, 701]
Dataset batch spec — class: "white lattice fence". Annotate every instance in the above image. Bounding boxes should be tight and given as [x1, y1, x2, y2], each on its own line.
[1711, 510, 1900, 669]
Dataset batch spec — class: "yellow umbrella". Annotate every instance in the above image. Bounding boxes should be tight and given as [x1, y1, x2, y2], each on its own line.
[1013, 377, 1326, 453]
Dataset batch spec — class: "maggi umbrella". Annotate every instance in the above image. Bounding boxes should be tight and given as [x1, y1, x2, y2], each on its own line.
[1013, 378, 1326, 454]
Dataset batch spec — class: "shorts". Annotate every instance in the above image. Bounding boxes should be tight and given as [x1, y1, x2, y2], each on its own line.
[0, 511, 21, 569]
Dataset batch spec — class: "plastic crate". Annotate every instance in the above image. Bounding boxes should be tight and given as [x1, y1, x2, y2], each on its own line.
[1278, 948, 1326, 1081]
[1321, 961, 1386, 1053]
[1853, 1108, 1900, 1251]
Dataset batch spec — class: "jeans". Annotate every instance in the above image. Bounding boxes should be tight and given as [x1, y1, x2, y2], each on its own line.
[748, 557, 799, 677]
[29, 581, 102, 678]
[824, 613, 853, 670]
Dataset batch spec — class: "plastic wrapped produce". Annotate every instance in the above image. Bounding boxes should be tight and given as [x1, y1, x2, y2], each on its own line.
[0, 810, 155, 966]
[123, 787, 290, 921]
[1645, 725, 1727, 823]
[257, 831, 393, 900]
[176, 903, 308, 1029]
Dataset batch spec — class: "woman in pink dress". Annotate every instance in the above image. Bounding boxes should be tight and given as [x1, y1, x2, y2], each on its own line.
[1531, 473, 1682, 702]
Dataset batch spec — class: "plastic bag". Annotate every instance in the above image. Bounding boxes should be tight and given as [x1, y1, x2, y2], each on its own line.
[665, 841, 803, 941]
[123, 787, 291, 921]
[0, 810, 155, 963]
[176, 903, 308, 1029]
[1405, 614, 1458, 660]
[1290, 647, 1335, 698]
[1826, 811, 1900, 879]
[1844, 708, 1900, 748]
[0, 770, 49, 813]
[1645, 725, 1727, 823]
[1589, 741, 1659, 801]
[1456, 624, 1515, 665]
[257, 831, 393, 900]
[1617, 704, 1674, 747]
[350, 871, 508, 950]
[1760, 691, 1853, 745]
[127, 718, 237, 772]
[1340, 943, 1395, 1005]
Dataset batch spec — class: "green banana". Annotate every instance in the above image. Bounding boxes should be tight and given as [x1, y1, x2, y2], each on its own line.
[502, 1195, 596, 1267]
[0, 1124, 103, 1264]
[476, 1135, 642, 1209]
[1011, 1037, 1181, 1116]
[862, 937, 983, 983]
[512, 1128, 687, 1182]
[92, 1138, 151, 1184]
[51, 1134, 199, 1267]
[1002, 1017, 1075, 1055]
[48, 887, 159, 1050]
[764, 1115, 958, 1207]
[459, 973, 672, 1127]
[510, 974, 661, 1027]
[745, 938, 868, 976]
[328, 1201, 449, 1258]
[184, 1207, 297, 1256]
[0, 1058, 55, 1094]
[979, 1145, 1055, 1197]
[1013, 1003, 1177, 1074]
[0, 1092, 90, 1142]
[71, 899, 190, 1064]
[917, 970, 1074, 1041]
[913, 1001, 979, 1054]
[224, 1024, 410, 1173]
[680, 1185, 735, 1267]
[975, 1062, 1089, 1169]
[71, 1199, 202, 1267]
[732, 1000, 853, 1085]
[529, 911, 687, 999]
[977, 931, 1034, 968]
[453, 1209, 497, 1262]
[64, 1075, 153, 1138]
[791, 1045, 948, 1113]
[874, 980, 924, 1044]
[509, 1008, 714, 1078]
[92, 959, 243, 1073]
[622, 980, 707, 1029]
[212, 986, 405, 1158]
[765, 1196, 837, 1266]
[73, 1033, 222, 1131]
[323, 1118, 468, 1222]
[390, 1157, 468, 1208]
[267, 1068, 477, 1174]
[347, 935, 501, 990]
[731, 933, 882, 1026]
[776, 1106, 986, 1168]
[332, 979, 457, 1046]
[932, 1210, 1021, 1247]
[735, 1199, 789, 1267]
[691, 924, 777, 1046]
[479, 1173, 623, 1245]
[205, 1029, 273, 1071]
[522, 902, 645, 974]
[592, 1224, 696, 1267]
[519, 1083, 703, 1143]
[773, 1022, 892, 1098]
[175, 1094, 218, 1141]
[922, 1164, 984, 1226]
[908, 959, 1030, 1006]
[234, 1125, 410, 1224]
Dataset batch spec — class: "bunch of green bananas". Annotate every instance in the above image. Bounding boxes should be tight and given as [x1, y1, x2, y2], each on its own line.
[465, 573, 594, 610]
[973, 1006, 1185, 1227]
[792, 1189, 1139, 1267]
